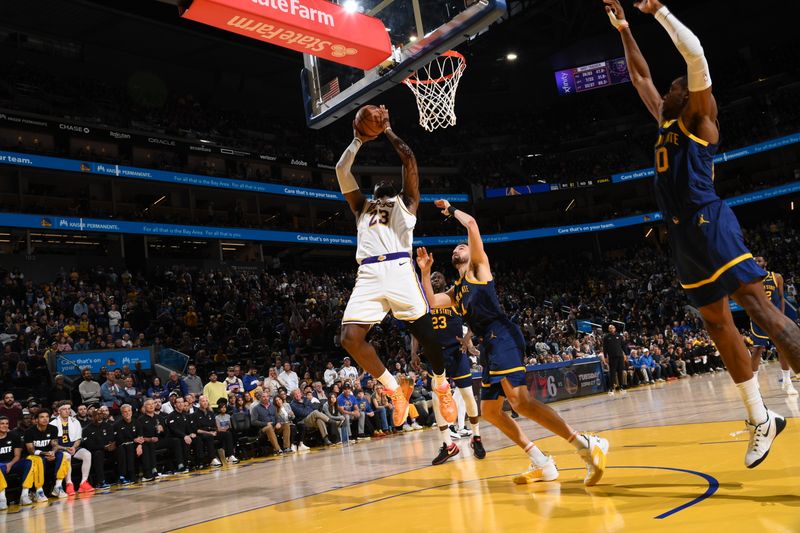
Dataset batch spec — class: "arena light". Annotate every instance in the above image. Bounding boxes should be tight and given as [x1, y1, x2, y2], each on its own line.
[792, 201, 795, 211]
[645, 228, 654, 238]
[343, 0, 359, 14]
[409, 35, 418, 42]
[565, 198, 575, 212]
[506, 52, 518, 61]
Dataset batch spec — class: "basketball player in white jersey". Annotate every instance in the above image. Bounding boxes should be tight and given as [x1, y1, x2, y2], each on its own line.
[335, 106, 457, 428]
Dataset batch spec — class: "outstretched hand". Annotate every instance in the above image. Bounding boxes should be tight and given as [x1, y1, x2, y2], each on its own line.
[377, 105, 391, 132]
[633, 0, 663, 15]
[603, 0, 626, 28]
[416, 247, 434, 272]
[434, 199, 451, 217]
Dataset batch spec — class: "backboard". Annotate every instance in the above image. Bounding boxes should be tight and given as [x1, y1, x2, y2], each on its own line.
[301, 0, 506, 129]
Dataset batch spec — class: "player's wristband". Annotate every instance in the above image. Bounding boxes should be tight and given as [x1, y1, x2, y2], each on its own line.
[445, 206, 457, 217]
[617, 20, 629, 32]
[34, 450, 41, 456]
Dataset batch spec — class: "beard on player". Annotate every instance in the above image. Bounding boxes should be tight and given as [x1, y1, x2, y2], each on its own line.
[430, 271, 447, 293]
[451, 243, 470, 267]
[373, 180, 397, 199]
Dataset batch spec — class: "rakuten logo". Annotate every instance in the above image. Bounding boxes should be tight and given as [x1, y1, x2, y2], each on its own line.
[250, 0, 335, 27]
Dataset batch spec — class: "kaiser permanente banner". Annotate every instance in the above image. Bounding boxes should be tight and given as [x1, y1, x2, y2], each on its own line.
[181, 0, 392, 70]
[0, 151, 468, 203]
[3, 180, 798, 246]
[485, 131, 800, 197]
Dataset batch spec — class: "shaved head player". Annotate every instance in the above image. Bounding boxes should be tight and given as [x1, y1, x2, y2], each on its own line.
[604, 0, 800, 468]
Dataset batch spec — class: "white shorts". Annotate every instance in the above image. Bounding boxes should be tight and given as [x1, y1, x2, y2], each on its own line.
[342, 259, 429, 325]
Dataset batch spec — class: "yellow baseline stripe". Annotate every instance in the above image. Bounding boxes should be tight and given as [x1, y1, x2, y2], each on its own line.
[488, 366, 526, 376]
[680, 253, 753, 290]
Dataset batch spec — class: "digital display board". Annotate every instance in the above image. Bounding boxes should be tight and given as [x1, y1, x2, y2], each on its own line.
[555, 57, 630, 95]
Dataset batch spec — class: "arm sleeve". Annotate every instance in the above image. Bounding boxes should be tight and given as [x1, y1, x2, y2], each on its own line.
[654, 6, 711, 92]
[335, 139, 362, 194]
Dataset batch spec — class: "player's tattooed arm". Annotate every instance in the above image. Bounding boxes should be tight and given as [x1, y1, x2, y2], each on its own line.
[382, 109, 420, 215]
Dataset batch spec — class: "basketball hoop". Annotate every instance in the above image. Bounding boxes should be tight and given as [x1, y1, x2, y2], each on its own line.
[403, 50, 466, 132]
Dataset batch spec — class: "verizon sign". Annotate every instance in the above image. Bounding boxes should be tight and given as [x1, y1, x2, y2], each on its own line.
[181, 0, 392, 70]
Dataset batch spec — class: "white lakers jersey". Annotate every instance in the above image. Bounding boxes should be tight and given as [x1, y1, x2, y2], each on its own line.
[355, 195, 416, 263]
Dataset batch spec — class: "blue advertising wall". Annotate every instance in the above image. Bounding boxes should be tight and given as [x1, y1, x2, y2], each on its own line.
[54, 348, 153, 376]
[2, 180, 798, 247]
[0, 150, 469, 203]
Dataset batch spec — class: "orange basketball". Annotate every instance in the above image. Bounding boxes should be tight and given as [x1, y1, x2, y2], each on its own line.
[354, 105, 385, 137]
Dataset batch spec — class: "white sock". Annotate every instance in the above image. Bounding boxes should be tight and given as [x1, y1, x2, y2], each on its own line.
[524, 442, 547, 464]
[0, 489, 5, 501]
[782, 369, 791, 382]
[432, 373, 447, 389]
[378, 370, 400, 391]
[470, 421, 481, 437]
[441, 428, 452, 446]
[736, 376, 768, 425]
[569, 432, 589, 450]
[753, 370, 759, 380]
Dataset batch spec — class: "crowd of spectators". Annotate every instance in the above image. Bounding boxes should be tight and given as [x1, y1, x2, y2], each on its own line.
[0, 217, 797, 503]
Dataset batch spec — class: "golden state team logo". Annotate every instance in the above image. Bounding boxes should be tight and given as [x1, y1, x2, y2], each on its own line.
[697, 214, 710, 226]
[40, 217, 53, 228]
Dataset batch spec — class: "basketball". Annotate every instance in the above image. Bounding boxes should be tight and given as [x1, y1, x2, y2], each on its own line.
[354, 105, 385, 137]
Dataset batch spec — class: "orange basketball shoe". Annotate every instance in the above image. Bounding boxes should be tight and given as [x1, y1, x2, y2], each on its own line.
[434, 382, 457, 424]
[388, 387, 410, 427]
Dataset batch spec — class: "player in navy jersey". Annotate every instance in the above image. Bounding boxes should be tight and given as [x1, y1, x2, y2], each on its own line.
[417, 200, 609, 486]
[411, 271, 485, 465]
[604, 0, 800, 468]
[748, 257, 798, 396]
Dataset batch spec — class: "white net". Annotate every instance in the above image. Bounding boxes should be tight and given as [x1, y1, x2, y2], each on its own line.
[403, 51, 466, 132]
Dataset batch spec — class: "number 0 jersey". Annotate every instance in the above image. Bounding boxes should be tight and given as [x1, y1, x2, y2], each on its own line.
[355, 195, 416, 263]
[654, 117, 720, 218]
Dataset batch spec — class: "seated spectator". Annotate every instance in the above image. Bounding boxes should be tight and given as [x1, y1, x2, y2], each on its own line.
[75, 404, 90, 427]
[161, 391, 180, 415]
[24, 409, 70, 499]
[0, 415, 45, 506]
[371, 384, 392, 434]
[81, 409, 115, 489]
[336, 384, 360, 442]
[113, 404, 141, 484]
[214, 402, 238, 464]
[250, 394, 291, 455]
[165, 371, 188, 398]
[354, 390, 376, 438]
[0, 393, 23, 429]
[223, 367, 244, 396]
[50, 403, 94, 494]
[79, 369, 102, 407]
[191, 396, 219, 468]
[242, 366, 260, 394]
[100, 374, 125, 411]
[147, 377, 168, 401]
[263, 368, 281, 397]
[278, 362, 299, 393]
[289, 388, 333, 446]
[120, 377, 142, 411]
[323, 361, 337, 389]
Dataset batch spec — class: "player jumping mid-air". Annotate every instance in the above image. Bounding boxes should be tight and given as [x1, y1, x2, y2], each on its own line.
[748, 256, 798, 396]
[411, 271, 485, 465]
[604, 0, 800, 467]
[335, 106, 456, 428]
[416, 200, 609, 486]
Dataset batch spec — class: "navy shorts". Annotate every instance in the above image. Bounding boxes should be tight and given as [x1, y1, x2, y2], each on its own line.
[480, 322, 527, 401]
[668, 200, 766, 308]
[442, 346, 474, 389]
[750, 322, 772, 348]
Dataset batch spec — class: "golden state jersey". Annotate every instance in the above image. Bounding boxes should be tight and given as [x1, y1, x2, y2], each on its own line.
[762, 272, 781, 309]
[355, 195, 416, 263]
[430, 306, 464, 352]
[654, 118, 720, 218]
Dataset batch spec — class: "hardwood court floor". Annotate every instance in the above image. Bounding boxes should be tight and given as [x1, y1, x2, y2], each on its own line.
[3, 364, 799, 533]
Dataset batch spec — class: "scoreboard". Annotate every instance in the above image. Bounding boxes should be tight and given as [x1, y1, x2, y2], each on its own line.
[555, 57, 631, 96]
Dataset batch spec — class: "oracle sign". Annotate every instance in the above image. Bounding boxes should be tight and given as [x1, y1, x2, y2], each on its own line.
[181, 0, 392, 70]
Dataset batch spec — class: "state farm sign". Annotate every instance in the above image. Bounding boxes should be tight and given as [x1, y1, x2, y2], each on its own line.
[181, 0, 392, 70]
